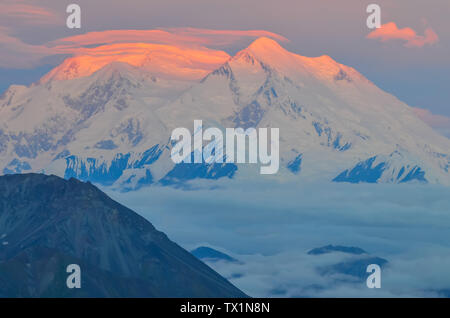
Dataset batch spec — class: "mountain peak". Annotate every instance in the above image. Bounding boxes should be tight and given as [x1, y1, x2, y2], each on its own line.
[40, 43, 230, 83]
[247, 37, 286, 52]
[243, 37, 291, 61]
[90, 61, 144, 81]
[235, 37, 346, 81]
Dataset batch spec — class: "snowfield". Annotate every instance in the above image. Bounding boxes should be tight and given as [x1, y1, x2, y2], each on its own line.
[0, 37, 449, 189]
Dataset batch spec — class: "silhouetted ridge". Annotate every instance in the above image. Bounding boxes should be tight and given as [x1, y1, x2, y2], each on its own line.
[0, 173, 246, 297]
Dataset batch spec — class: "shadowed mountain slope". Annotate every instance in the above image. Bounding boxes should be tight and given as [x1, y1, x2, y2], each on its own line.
[0, 173, 246, 297]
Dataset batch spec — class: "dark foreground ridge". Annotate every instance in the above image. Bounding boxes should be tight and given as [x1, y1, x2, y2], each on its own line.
[0, 173, 246, 297]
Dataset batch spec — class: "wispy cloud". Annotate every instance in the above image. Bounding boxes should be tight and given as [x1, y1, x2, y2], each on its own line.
[412, 107, 450, 138]
[51, 28, 289, 49]
[0, 27, 54, 68]
[0, 27, 288, 69]
[367, 22, 439, 48]
[0, 1, 64, 68]
[0, 1, 61, 25]
[163, 28, 289, 46]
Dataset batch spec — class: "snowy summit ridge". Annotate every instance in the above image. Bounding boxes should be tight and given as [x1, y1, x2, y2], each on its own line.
[0, 37, 449, 189]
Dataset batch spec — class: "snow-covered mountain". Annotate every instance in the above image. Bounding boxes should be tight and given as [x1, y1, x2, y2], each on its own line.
[1, 37, 449, 189]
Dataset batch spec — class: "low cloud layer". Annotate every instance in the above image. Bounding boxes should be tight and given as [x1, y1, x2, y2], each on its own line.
[107, 180, 450, 297]
[367, 22, 439, 48]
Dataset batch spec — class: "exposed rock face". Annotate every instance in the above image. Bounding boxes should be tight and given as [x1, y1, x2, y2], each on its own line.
[0, 173, 246, 297]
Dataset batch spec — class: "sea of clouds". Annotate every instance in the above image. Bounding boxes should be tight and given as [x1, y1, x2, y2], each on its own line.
[106, 179, 450, 297]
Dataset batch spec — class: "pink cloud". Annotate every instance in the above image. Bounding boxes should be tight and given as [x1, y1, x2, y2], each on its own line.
[0, 27, 288, 68]
[0, 1, 61, 25]
[50, 28, 289, 50]
[367, 22, 439, 48]
[164, 28, 289, 46]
